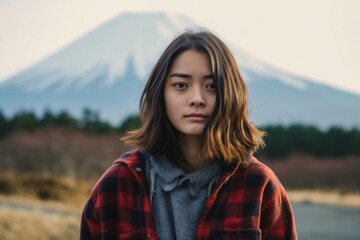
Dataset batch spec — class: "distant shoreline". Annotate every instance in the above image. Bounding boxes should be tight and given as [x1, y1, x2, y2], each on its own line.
[1, 189, 360, 209]
[287, 190, 360, 208]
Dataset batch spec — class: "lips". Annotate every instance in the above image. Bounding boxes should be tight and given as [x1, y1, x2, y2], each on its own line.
[185, 113, 207, 117]
[184, 113, 208, 121]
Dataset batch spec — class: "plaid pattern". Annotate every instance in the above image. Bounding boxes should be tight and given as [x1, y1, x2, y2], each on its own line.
[80, 151, 297, 239]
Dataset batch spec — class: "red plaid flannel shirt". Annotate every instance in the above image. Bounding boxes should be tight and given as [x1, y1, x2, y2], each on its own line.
[80, 151, 298, 239]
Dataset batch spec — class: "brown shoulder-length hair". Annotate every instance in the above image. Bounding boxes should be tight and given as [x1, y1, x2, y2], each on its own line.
[122, 30, 265, 167]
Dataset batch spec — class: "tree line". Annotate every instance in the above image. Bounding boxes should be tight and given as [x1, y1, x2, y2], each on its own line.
[0, 108, 139, 136]
[0, 108, 359, 158]
[259, 125, 360, 158]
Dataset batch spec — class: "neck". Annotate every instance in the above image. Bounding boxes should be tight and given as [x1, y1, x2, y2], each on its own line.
[178, 134, 210, 172]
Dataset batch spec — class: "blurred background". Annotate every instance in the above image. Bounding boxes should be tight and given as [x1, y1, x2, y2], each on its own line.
[0, 0, 359, 239]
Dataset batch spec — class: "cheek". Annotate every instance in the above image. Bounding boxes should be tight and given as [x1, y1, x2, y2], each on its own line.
[164, 92, 177, 119]
[166, 100, 179, 119]
[209, 95, 216, 113]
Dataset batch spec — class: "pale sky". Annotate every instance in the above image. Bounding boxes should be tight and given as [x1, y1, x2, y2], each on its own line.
[1, 0, 359, 94]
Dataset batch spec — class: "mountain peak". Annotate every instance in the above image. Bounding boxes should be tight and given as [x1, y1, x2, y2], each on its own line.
[6, 12, 198, 91]
[1, 11, 359, 128]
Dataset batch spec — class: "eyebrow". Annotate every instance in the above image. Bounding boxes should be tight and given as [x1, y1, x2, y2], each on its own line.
[168, 73, 213, 79]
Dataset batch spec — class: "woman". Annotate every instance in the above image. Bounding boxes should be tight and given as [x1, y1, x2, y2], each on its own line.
[80, 30, 298, 239]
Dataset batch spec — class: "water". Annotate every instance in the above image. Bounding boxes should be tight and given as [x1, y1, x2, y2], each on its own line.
[293, 203, 360, 240]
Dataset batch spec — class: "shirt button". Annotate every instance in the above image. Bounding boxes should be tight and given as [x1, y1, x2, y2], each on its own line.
[135, 166, 142, 172]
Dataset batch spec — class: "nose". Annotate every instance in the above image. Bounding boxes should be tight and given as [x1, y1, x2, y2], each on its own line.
[189, 87, 206, 107]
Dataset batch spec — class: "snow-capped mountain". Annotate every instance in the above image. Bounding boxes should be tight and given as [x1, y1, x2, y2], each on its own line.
[0, 12, 359, 128]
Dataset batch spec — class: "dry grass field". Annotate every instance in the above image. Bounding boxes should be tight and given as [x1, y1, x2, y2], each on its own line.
[262, 154, 360, 192]
[0, 172, 91, 206]
[0, 174, 89, 240]
[0, 198, 80, 240]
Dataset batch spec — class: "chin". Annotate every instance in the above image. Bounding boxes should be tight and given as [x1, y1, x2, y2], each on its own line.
[180, 128, 205, 136]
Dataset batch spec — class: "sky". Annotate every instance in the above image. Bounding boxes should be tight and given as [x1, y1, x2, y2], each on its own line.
[0, 0, 359, 94]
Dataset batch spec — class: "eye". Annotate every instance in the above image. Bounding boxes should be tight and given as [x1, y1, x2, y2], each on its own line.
[206, 83, 216, 90]
[173, 83, 188, 89]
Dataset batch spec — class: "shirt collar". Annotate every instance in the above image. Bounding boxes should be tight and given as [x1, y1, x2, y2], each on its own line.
[150, 155, 223, 197]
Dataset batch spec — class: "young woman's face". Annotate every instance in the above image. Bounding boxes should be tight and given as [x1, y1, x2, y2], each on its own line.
[164, 50, 216, 137]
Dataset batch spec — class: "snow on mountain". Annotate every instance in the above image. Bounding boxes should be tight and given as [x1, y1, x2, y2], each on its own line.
[234, 48, 308, 90]
[8, 12, 195, 92]
[0, 11, 359, 128]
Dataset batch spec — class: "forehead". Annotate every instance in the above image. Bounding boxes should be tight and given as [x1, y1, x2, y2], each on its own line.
[169, 50, 211, 73]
